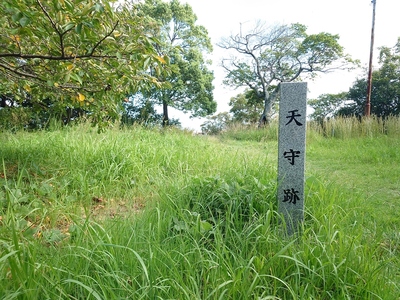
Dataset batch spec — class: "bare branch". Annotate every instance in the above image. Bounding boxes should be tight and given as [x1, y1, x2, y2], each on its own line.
[218, 21, 352, 124]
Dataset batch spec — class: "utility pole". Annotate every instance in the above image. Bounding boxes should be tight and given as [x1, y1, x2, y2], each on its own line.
[365, 0, 377, 117]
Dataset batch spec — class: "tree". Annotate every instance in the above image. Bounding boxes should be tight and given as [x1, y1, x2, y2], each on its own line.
[200, 112, 231, 135]
[0, 92, 89, 130]
[342, 40, 400, 118]
[218, 22, 354, 126]
[121, 94, 180, 127]
[311, 39, 400, 119]
[308, 92, 348, 122]
[121, 95, 163, 126]
[0, 0, 168, 127]
[0, 91, 90, 130]
[229, 89, 264, 124]
[136, 0, 216, 126]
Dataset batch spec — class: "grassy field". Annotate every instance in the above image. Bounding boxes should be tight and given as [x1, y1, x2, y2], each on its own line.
[0, 120, 399, 299]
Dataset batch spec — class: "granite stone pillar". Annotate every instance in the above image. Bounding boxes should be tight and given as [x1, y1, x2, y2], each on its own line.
[277, 82, 307, 235]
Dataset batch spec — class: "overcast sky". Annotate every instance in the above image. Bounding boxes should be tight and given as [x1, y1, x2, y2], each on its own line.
[171, 0, 400, 130]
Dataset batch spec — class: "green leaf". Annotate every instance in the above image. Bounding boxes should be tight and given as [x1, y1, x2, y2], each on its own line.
[75, 23, 82, 34]
[63, 279, 103, 300]
[11, 12, 23, 22]
[43, 229, 65, 243]
[70, 73, 82, 85]
[64, 0, 74, 11]
[63, 22, 75, 31]
[19, 16, 30, 27]
[64, 72, 71, 83]
[94, 3, 104, 13]
[200, 220, 213, 232]
[142, 56, 151, 69]
[0, 250, 20, 264]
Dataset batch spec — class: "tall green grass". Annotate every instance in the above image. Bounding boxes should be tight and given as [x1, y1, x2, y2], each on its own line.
[0, 121, 399, 299]
[220, 116, 400, 141]
[308, 115, 400, 139]
[220, 122, 279, 142]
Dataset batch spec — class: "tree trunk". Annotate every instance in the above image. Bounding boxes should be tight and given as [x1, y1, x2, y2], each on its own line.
[258, 94, 272, 127]
[162, 100, 169, 127]
[258, 87, 279, 127]
[0, 96, 6, 108]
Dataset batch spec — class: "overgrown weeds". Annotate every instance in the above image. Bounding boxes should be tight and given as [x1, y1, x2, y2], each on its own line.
[308, 115, 400, 139]
[0, 122, 399, 299]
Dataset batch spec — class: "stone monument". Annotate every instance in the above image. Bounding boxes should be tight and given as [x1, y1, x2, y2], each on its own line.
[277, 82, 307, 235]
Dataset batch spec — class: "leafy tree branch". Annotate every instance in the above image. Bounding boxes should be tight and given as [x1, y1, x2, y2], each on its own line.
[0, 0, 169, 127]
